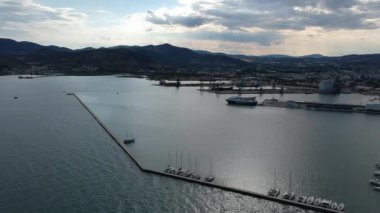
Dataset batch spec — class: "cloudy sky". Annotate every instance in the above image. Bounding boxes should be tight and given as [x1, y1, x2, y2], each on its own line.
[0, 0, 379, 56]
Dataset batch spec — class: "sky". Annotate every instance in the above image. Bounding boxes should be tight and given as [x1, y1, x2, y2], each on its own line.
[0, 0, 379, 56]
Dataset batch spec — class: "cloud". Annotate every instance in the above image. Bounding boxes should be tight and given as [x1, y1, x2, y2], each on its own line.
[0, 0, 86, 23]
[146, 10, 210, 27]
[146, 0, 380, 31]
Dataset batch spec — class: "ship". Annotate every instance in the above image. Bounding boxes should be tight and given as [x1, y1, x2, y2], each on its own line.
[226, 96, 257, 106]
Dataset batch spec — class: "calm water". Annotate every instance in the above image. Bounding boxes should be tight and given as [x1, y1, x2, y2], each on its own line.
[78, 77, 380, 213]
[1, 76, 379, 212]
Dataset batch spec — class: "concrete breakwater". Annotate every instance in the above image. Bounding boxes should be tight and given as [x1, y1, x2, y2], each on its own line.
[70, 93, 344, 213]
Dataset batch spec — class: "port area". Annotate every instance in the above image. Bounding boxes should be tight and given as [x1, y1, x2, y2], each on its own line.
[258, 99, 379, 114]
[68, 92, 344, 213]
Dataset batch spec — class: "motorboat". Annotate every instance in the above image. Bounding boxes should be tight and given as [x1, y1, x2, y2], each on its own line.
[374, 171, 380, 176]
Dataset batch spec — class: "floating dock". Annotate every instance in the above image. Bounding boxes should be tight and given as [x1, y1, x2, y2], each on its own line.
[70, 93, 345, 213]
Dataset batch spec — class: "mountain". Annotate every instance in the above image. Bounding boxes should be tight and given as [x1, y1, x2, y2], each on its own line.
[0, 39, 248, 74]
[0, 38, 72, 55]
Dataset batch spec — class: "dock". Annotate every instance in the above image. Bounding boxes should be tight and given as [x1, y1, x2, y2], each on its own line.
[69, 93, 345, 213]
[259, 99, 380, 114]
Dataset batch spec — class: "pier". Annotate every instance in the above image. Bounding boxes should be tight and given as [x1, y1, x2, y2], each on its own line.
[259, 99, 380, 114]
[70, 93, 345, 213]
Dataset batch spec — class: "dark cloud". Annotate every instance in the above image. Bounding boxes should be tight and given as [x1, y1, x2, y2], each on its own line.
[146, 10, 210, 28]
[187, 30, 283, 46]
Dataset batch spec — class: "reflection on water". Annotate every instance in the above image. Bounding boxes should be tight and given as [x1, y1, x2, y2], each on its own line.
[79, 78, 380, 213]
[0, 76, 306, 213]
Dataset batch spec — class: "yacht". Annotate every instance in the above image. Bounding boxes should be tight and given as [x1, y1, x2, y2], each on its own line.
[204, 158, 215, 182]
[330, 202, 338, 210]
[313, 198, 322, 206]
[282, 192, 295, 200]
[306, 196, 315, 205]
[297, 196, 307, 203]
[337, 203, 345, 211]
[321, 199, 332, 208]
[226, 96, 257, 106]
[267, 188, 280, 197]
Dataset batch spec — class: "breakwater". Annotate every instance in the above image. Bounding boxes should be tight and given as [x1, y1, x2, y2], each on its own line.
[70, 93, 345, 213]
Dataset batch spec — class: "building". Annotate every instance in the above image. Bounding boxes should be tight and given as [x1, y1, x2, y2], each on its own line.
[319, 79, 339, 94]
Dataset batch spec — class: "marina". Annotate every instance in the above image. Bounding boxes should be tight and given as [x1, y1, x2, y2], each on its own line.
[70, 92, 345, 213]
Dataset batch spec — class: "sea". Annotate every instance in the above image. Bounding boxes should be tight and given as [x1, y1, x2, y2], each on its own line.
[1, 75, 380, 213]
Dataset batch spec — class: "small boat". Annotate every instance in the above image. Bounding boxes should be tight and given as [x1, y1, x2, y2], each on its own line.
[282, 192, 295, 200]
[376, 162, 380, 169]
[330, 202, 338, 210]
[267, 188, 280, 197]
[374, 187, 380, 191]
[321, 199, 332, 208]
[313, 198, 322, 206]
[123, 138, 135, 143]
[184, 170, 193, 177]
[374, 171, 380, 176]
[297, 196, 307, 203]
[337, 203, 345, 211]
[369, 179, 380, 187]
[204, 158, 215, 182]
[123, 133, 135, 143]
[226, 96, 257, 106]
[306, 196, 314, 205]
[164, 152, 175, 173]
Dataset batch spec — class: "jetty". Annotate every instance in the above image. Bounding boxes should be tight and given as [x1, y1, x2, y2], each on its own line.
[69, 92, 345, 213]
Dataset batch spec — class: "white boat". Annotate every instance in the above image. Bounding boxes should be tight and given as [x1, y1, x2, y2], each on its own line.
[297, 196, 307, 203]
[164, 152, 175, 173]
[321, 199, 332, 208]
[313, 198, 322, 206]
[376, 162, 380, 169]
[226, 96, 257, 106]
[306, 196, 314, 205]
[191, 156, 201, 180]
[204, 158, 215, 182]
[268, 188, 280, 197]
[374, 171, 380, 176]
[374, 187, 380, 191]
[330, 202, 338, 210]
[282, 192, 295, 200]
[337, 203, 345, 211]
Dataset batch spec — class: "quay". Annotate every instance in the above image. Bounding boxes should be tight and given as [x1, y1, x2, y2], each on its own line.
[259, 99, 380, 114]
[69, 93, 345, 213]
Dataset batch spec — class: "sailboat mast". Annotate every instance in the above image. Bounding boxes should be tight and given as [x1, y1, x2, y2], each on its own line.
[180, 151, 183, 169]
[168, 152, 171, 167]
[175, 150, 178, 169]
